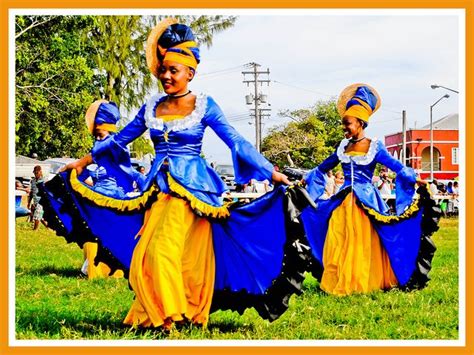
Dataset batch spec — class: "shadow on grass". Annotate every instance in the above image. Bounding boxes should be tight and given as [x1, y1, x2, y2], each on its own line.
[17, 265, 84, 278]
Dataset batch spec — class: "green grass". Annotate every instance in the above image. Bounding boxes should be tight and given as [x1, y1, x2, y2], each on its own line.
[14, 217, 460, 340]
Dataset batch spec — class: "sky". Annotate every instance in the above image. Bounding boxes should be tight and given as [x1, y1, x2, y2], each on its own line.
[170, 10, 462, 165]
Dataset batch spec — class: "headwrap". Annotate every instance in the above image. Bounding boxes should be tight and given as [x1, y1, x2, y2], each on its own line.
[337, 83, 381, 122]
[85, 100, 120, 134]
[146, 18, 200, 78]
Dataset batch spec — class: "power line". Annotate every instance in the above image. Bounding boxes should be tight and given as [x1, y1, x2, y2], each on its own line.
[199, 64, 246, 78]
[272, 80, 334, 98]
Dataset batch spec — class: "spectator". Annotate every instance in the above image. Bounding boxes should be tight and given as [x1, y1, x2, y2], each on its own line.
[429, 179, 439, 196]
[321, 170, 336, 200]
[334, 171, 344, 194]
[28, 165, 47, 230]
[446, 181, 454, 194]
[375, 168, 393, 197]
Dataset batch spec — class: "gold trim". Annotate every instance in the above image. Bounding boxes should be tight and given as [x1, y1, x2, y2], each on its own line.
[167, 173, 230, 218]
[69, 169, 158, 212]
[359, 198, 420, 223]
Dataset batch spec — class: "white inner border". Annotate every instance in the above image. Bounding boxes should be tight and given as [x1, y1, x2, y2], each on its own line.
[8, 7, 466, 348]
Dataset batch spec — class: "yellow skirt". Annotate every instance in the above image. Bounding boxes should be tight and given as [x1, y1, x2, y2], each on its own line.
[83, 242, 124, 279]
[124, 193, 215, 328]
[320, 193, 398, 295]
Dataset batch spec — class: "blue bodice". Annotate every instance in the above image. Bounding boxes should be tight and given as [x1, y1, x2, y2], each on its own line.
[305, 138, 418, 215]
[91, 94, 274, 208]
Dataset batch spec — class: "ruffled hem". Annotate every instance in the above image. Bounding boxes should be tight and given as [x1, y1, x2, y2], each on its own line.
[400, 185, 440, 290]
[167, 173, 230, 219]
[210, 184, 316, 321]
[69, 169, 159, 212]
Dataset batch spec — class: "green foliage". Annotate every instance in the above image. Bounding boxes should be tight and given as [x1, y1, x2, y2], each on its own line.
[15, 217, 458, 339]
[15, 15, 236, 159]
[15, 16, 96, 159]
[262, 99, 344, 169]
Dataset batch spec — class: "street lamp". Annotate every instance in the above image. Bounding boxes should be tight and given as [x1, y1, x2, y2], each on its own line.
[431, 84, 459, 94]
[430, 94, 450, 180]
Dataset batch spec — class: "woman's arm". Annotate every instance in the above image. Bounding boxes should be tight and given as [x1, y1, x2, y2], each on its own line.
[203, 97, 289, 185]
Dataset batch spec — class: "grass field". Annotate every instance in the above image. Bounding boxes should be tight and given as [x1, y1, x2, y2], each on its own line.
[14, 217, 460, 340]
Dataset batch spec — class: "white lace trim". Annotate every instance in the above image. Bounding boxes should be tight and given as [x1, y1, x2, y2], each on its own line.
[336, 137, 379, 165]
[144, 93, 165, 130]
[143, 93, 208, 132]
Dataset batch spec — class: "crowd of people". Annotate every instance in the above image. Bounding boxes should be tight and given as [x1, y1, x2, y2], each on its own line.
[17, 18, 446, 333]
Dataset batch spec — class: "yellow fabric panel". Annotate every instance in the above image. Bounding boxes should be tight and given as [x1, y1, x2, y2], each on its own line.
[83, 242, 124, 279]
[320, 193, 398, 295]
[345, 151, 366, 156]
[158, 114, 185, 122]
[124, 193, 215, 328]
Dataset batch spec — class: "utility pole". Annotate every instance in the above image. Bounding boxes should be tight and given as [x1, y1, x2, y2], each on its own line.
[243, 62, 271, 152]
[402, 110, 407, 167]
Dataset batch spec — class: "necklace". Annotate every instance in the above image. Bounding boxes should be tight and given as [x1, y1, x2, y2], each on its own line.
[169, 90, 192, 99]
[350, 136, 366, 143]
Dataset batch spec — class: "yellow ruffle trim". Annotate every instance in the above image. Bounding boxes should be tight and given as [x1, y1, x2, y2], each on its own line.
[167, 173, 230, 219]
[69, 169, 159, 212]
[359, 198, 420, 223]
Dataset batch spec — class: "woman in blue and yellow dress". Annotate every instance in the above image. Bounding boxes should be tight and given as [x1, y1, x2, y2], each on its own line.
[302, 83, 439, 295]
[43, 18, 313, 329]
[41, 100, 144, 279]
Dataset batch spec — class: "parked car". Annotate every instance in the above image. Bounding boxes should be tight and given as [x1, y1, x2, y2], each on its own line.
[15, 155, 51, 185]
[43, 158, 77, 181]
[215, 164, 236, 191]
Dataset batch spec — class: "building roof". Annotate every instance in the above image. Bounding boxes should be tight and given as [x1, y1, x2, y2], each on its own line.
[15, 155, 42, 164]
[420, 113, 458, 130]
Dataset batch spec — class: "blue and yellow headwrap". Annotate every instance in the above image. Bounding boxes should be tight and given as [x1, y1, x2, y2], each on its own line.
[337, 83, 381, 123]
[85, 100, 120, 134]
[146, 18, 200, 78]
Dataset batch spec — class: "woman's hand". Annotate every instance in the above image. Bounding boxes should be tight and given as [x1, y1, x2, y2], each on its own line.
[272, 170, 292, 185]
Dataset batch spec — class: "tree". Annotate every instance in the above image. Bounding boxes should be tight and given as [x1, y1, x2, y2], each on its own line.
[261, 99, 344, 169]
[15, 15, 237, 159]
[85, 15, 237, 157]
[88, 15, 237, 112]
[15, 16, 97, 159]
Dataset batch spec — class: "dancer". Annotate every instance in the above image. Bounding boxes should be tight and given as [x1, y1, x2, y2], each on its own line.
[45, 19, 312, 329]
[302, 83, 439, 295]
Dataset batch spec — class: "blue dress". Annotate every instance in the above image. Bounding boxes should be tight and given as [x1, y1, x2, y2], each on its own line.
[41, 93, 313, 324]
[302, 138, 439, 292]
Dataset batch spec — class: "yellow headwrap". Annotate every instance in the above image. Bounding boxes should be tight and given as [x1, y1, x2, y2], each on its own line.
[160, 41, 199, 70]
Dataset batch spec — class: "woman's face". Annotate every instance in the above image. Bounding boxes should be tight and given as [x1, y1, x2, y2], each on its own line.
[94, 127, 109, 141]
[341, 115, 364, 139]
[158, 60, 194, 95]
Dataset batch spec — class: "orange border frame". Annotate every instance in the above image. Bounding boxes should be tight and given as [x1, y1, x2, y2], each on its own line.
[1, 1, 472, 354]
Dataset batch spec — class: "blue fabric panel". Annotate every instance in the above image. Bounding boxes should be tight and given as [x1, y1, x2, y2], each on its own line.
[374, 209, 423, 286]
[212, 186, 287, 295]
[68, 189, 143, 269]
[300, 196, 344, 264]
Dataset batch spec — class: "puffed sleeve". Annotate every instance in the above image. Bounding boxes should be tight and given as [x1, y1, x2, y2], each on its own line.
[91, 104, 148, 160]
[202, 96, 273, 184]
[304, 152, 340, 200]
[375, 140, 418, 215]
